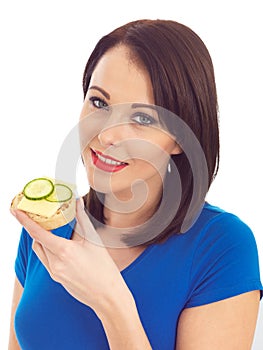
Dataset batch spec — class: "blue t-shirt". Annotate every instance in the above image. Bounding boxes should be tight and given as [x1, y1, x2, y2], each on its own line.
[14, 203, 263, 349]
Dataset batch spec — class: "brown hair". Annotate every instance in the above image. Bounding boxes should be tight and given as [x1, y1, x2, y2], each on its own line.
[82, 19, 219, 244]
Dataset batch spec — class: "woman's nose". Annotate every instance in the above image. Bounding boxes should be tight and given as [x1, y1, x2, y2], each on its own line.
[98, 123, 126, 148]
[97, 105, 133, 147]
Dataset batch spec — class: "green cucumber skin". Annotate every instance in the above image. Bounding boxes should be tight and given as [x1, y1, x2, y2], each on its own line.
[22, 178, 73, 203]
[45, 184, 73, 203]
[23, 178, 54, 201]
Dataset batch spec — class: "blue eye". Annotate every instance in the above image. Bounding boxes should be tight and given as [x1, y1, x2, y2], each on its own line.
[89, 96, 109, 110]
[131, 113, 155, 126]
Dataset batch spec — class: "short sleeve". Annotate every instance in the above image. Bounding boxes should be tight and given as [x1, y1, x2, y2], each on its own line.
[185, 213, 263, 308]
[15, 227, 33, 287]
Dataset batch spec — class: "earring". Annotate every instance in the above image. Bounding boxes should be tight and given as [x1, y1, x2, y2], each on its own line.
[167, 162, 171, 173]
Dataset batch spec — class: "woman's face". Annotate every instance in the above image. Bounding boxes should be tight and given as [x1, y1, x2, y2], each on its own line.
[80, 45, 180, 199]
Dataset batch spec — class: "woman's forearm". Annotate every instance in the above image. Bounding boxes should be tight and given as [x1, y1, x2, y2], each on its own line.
[97, 287, 152, 350]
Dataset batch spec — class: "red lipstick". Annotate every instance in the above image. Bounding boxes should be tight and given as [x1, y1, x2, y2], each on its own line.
[91, 149, 128, 173]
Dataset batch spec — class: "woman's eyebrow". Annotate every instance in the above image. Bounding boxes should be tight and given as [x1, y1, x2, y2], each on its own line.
[88, 85, 110, 100]
[131, 103, 158, 112]
[131, 103, 161, 123]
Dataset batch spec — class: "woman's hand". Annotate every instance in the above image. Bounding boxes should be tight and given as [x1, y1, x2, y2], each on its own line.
[11, 199, 154, 349]
[10, 198, 129, 315]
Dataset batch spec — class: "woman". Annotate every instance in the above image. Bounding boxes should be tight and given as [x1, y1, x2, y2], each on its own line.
[9, 19, 262, 349]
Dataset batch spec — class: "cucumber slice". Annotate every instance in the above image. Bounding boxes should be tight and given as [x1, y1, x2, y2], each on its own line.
[45, 183, 72, 202]
[23, 178, 54, 200]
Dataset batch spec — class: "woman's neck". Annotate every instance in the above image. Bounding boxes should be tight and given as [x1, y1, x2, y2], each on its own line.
[103, 177, 163, 229]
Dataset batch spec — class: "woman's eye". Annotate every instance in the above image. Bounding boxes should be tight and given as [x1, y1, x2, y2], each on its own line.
[89, 97, 108, 110]
[131, 113, 155, 126]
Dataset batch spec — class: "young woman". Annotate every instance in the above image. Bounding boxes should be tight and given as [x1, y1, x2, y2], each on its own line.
[9, 19, 262, 349]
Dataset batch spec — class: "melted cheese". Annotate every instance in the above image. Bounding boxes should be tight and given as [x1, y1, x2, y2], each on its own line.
[17, 196, 61, 217]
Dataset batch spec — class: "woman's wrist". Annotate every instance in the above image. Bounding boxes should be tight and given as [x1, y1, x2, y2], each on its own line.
[95, 280, 135, 321]
[96, 285, 152, 349]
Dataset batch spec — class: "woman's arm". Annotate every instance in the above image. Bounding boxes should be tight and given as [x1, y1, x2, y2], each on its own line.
[97, 287, 152, 349]
[11, 204, 153, 349]
[8, 277, 23, 350]
[176, 290, 260, 350]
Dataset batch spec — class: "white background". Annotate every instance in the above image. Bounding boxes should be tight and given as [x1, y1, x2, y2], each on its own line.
[0, 0, 262, 348]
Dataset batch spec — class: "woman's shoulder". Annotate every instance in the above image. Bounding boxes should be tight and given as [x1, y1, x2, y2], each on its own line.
[183, 202, 259, 261]
[164, 201, 257, 255]
[191, 201, 254, 237]
[183, 203, 262, 307]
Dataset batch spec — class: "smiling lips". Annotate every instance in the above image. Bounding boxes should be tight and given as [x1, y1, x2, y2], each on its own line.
[91, 149, 128, 172]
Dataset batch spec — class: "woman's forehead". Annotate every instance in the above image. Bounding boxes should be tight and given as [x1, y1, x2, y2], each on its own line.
[89, 46, 154, 105]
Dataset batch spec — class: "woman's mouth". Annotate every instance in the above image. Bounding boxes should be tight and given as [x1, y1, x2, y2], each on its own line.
[90, 148, 128, 172]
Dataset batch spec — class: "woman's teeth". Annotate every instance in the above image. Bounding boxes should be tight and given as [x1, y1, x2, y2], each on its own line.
[96, 152, 125, 166]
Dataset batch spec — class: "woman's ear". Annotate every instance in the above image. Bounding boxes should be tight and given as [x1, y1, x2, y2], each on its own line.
[171, 142, 183, 155]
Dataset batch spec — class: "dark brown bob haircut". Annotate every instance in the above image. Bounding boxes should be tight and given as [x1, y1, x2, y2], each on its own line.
[82, 19, 220, 245]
